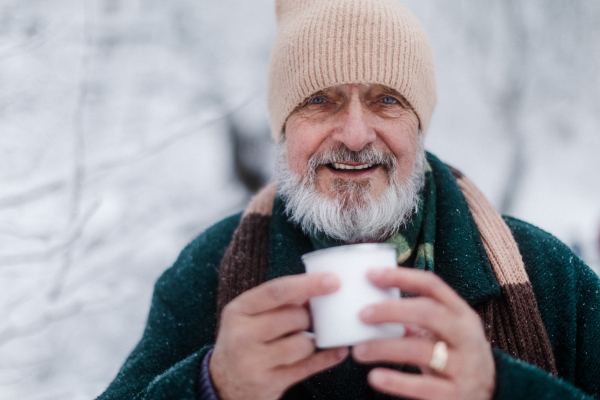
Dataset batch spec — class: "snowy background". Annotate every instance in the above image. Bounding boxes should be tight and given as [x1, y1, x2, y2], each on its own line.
[0, 0, 598, 399]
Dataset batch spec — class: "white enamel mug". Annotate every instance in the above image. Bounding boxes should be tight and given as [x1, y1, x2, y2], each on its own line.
[301, 243, 405, 348]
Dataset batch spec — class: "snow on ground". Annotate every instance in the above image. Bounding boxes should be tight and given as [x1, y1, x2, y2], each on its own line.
[0, 1, 598, 399]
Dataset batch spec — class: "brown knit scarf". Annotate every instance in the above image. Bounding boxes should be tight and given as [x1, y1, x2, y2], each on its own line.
[215, 172, 557, 375]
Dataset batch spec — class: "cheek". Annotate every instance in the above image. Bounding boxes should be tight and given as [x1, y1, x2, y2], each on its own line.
[285, 139, 302, 174]
[384, 118, 420, 182]
[285, 119, 324, 175]
[392, 138, 419, 182]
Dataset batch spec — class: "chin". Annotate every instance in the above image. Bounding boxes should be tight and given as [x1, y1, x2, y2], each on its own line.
[326, 178, 375, 208]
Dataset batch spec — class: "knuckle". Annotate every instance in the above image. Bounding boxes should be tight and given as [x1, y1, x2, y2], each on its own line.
[420, 301, 441, 321]
[222, 301, 242, 318]
[221, 302, 234, 317]
[298, 356, 317, 375]
[290, 307, 311, 330]
[456, 314, 486, 342]
[467, 310, 483, 326]
[299, 337, 316, 356]
[403, 341, 424, 361]
[425, 272, 444, 289]
[229, 326, 249, 344]
[288, 336, 314, 359]
[265, 280, 288, 303]
[457, 304, 477, 320]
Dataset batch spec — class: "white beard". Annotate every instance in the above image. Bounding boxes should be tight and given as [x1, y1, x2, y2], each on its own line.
[276, 135, 426, 243]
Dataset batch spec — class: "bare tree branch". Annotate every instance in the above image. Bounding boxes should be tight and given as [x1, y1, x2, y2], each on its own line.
[68, 0, 95, 225]
[0, 22, 66, 61]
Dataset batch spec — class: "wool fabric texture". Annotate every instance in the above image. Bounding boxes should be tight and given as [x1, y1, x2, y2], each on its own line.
[386, 161, 436, 270]
[449, 167, 558, 375]
[267, 0, 437, 140]
[96, 153, 600, 400]
[215, 155, 557, 381]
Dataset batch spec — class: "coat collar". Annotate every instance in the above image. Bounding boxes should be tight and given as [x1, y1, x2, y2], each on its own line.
[267, 152, 500, 307]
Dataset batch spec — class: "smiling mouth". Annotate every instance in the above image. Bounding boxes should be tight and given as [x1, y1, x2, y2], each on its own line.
[328, 163, 377, 172]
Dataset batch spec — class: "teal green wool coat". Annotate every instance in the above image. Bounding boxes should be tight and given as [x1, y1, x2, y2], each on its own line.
[97, 155, 600, 400]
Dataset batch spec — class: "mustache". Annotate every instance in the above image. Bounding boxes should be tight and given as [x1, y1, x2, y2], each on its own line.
[307, 144, 397, 175]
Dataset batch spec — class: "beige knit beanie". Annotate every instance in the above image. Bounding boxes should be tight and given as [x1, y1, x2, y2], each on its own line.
[267, 0, 437, 141]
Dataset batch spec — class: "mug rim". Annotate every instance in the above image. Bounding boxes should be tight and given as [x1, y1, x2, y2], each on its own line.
[301, 243, 397, 261]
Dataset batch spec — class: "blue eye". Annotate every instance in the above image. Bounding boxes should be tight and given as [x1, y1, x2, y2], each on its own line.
[381, 96, 397, 104]
[311, 97, 325, 104]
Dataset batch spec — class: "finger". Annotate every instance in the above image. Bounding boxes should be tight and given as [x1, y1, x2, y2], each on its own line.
[267, 332, 316, 366]
[360, 297, 469, 345]
[403, 324, 436, 340]
[277, 347, 349, 385]
[253, 305, 310, 342]
[368, 368, 455, 400]
[352, 337, 454, 377]
[367, 268, 470, 315]
[234, 273, 340, 315]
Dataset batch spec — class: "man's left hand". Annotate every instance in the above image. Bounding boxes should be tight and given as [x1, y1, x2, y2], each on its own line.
[352, 267, 496, 400]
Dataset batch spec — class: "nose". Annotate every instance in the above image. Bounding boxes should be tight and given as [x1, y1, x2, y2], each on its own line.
[330, 97, 376, 151]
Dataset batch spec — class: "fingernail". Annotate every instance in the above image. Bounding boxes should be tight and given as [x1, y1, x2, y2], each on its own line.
[370, 370, 388, 386]
[321, 273, 339, 290]
[368, 268, 386, 279]
[353, 343, 367, 357]
[360, 306, 374, 321]
[337, 347, 348, 359]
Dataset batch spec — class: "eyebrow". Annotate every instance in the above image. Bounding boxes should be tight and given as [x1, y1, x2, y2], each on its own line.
[293, 85, 414, 113]
[311, 89, 328, 97]
[377, 87, 412, 109]
[291, 89, 335, 113]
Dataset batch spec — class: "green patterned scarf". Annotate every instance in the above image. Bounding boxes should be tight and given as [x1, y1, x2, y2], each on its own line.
[216, 159, 557, 400]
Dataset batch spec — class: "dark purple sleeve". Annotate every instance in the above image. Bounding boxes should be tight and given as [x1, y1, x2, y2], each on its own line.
[197, 349, 220, 400]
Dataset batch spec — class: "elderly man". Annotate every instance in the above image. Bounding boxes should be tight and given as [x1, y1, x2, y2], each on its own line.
[97, 0, 600, 399]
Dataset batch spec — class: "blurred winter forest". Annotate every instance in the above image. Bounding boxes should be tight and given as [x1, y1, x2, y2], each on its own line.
[0, 0, 598, 398]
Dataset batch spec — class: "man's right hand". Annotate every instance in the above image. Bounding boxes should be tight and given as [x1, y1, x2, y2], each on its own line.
[209, 273, 349, 400]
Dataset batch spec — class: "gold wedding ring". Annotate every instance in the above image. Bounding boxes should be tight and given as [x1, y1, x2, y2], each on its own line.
[429, 341, 448, 373]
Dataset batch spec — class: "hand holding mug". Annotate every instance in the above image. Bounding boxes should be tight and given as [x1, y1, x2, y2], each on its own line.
[352, 267, 496, 400]
[210, 273, 349, 400]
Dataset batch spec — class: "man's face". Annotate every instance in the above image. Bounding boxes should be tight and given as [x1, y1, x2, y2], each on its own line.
[285, 83, 420, 203]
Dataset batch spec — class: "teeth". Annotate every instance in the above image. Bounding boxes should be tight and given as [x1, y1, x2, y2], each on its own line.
[354, 164, 372, 170]
[332, 163, 373, 170]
